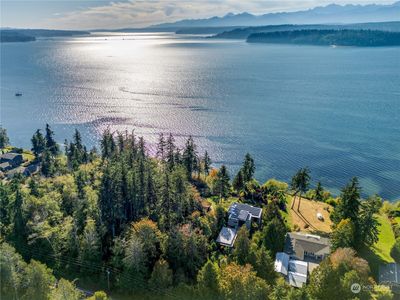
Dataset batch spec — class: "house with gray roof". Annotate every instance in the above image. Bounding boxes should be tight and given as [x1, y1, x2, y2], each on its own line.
[0, 153, 23, 168]
[227, 202, 262, 230]
[216, 202, 263, 247]
[275, 232, 331, 288]
[284, 232, 330, 263]
[0, 162, 13, 172]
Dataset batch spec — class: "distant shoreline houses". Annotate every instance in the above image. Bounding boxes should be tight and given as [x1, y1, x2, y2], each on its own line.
[0, 151, 39, 179]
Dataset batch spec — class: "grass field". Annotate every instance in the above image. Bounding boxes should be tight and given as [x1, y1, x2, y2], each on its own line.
[287, 195, 333, 234]
[359, 214, 396, 279]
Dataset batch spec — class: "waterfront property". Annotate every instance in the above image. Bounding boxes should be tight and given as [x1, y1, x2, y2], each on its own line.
[0, 152, 23, 167]
[216, 202, 263, 247]
[275, 232, 331, 287]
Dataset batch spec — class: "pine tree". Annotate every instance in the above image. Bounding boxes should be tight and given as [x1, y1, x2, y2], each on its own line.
[183, 136, 197, 180]
[166, 133, 176, 170]
[156, 133, 167, 161]
[203, 151, 211, 175]
[215, 165, 230, 199]
[0, 126, 9, 148]
[242, 153, 255, 182]
[45, 124, 59, 155]
[331, 177, 361, 225]
[315, 181, 324, 201]
[233, 169, 245, 192]
[234, 226, 250, 265]
[31, 129, 46, 158]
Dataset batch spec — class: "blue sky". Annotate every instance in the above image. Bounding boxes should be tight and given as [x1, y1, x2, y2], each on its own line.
[0, 0, 397, 29]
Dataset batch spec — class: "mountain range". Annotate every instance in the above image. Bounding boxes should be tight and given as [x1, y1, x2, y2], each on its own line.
[150, 1, 400, 29]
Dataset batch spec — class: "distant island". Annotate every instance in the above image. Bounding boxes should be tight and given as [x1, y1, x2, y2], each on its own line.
[0, 29, 90, 43]
[1, 31, 36, 43]
[247, 29, 400, 47]
[212, 21, 400, 39]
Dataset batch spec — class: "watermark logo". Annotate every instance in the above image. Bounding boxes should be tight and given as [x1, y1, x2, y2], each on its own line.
[351, 283, 361, 294]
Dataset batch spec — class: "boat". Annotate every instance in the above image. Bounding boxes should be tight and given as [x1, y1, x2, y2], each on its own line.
[15, 92, 22, 96]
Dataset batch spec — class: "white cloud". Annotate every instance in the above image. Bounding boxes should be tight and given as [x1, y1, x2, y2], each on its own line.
[42, 0, 397, 30]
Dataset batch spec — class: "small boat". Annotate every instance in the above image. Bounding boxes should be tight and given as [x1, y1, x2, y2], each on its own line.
[15, 92, 22, 96]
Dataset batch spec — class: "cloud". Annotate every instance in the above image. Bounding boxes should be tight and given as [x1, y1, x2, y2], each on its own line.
[42, 0, 397, 30]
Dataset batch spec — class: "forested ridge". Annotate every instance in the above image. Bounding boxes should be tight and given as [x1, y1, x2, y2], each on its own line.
[246, 29, 400, 46]
[0, 125, 399, 300]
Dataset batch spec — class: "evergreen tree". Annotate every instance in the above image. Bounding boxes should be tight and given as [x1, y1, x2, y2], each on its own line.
[100, 129, 116, 159]
[290, 167, 311, 210]
[183, 136, 197, 179]
[197, 260, 219, 297]
[40, 149, 55, 177]
[31, 129, 46, 158]
[234, 226, 250, 265]
[45, 124, 59, 155]
[215, 165, 230, 199]
[166, 133, 175, 170]
[0, 126, 9, 148]
[233, 169, 245, 192]
[331, 177, 361, 225]
[148, 258, 173, 291]
[262, 216, 287, 254]
[203, 151, 211, 176]
[331, 219, 355, 250]
[156, 133, 167, 161]
[315, 181, 324, 201]
[241, 153, 255, 182]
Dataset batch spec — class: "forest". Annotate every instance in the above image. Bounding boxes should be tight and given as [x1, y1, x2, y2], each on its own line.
[0, 125, 399, 300]
[246, 29, 400, 46]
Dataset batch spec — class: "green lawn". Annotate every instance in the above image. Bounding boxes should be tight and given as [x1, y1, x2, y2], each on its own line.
[282, 195, 293, 230]
[360, 214, 395, 279]
[373, 214, 396, 263]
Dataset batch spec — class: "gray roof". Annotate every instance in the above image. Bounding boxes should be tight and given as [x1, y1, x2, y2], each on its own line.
[287, 259, 308, 288]
[216, 227, 238, 247]
[379, 263, 400, 284]
[6, 167, 25, 178]
[1, 153, 22, 161]
[228, 203, 262, 220]
[275, 252, 290, 276]
[0, 162, 11, 169]
[284, 232, 330, 260]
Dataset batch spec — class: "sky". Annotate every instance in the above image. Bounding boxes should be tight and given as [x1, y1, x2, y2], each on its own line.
[0, 0, 397, 30]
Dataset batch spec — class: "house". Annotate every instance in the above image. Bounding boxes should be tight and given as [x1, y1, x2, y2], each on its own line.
[23, 163, 40, 176]
[275, 252, 308, 288]
[0, 162, 13, 172]
[0, 153, 24, 167]
[379, 263, 400, 285]
[227, 202, 262, 230]
[284, 232, 330, 263]
[6, 167, 26, 179]
[216, 227, 237, 247]
[275, 232, 331, 288]
[216, 202, 262, 247]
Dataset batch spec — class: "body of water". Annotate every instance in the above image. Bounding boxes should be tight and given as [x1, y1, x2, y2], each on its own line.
[1, 33, 399, 200]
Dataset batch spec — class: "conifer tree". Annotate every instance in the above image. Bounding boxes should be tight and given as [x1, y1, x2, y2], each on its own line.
[45, 124, 59, 155]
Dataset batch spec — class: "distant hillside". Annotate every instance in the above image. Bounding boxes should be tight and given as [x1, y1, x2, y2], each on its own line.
[246, 29, 400, 47]
[0, 31, 36, 43]
[0, 29, 90, 42]
[151, 1, 400, 29]
[10, 29, 90, 37]
[213, 21, 400, 39]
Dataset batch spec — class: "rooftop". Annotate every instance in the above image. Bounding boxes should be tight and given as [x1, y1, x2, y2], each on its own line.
[284, 232, 330, 260]
[379, 263, 400, 285]
[228, 202, 262, 220]
[216, 227, 237, 247]
[0, 152, 22, 161]
[275, 252, 290, 276]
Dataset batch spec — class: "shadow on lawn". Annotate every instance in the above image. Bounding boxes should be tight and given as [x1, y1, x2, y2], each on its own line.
[359, 245, 386, 281]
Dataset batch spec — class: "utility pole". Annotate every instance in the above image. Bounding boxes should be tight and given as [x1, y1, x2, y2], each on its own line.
[106, 268, 110, 290]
